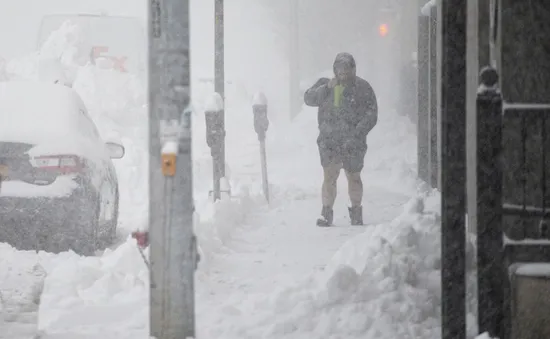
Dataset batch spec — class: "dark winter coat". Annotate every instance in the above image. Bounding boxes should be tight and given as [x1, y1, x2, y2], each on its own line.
[304, 75, 377, 172]
[304, 75, 378, 148]
[308, 77, 331, 127]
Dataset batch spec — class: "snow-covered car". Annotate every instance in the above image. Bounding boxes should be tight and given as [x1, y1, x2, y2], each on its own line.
[0, 81, 124, 255]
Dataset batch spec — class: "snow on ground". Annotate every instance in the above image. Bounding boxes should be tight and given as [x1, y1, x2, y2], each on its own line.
[0, 245, 46, 339]
[191, 107, 442, 339]
[197, 195, 442, 339]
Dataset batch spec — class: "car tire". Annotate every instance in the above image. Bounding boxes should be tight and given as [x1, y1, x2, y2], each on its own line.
[98, 186, 119, 249]
[43, 194, 99, 256]
[74, 194, 101, 256]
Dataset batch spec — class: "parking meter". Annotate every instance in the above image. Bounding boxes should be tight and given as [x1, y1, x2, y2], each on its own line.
[252, 92, 269, 141]
[204, 92, 225, 156]
[204, 92, 226, 200]
[252, 91, 270, 202]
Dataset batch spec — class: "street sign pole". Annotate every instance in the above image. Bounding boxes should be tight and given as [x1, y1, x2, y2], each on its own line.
[148, 0, 196, 338]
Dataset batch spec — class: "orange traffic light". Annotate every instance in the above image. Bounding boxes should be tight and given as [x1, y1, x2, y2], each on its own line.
[379, 23, 389, 37]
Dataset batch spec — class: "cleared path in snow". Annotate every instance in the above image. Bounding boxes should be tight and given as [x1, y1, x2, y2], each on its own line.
[195, 108, 418, 338]
[202, 186, 410, 295]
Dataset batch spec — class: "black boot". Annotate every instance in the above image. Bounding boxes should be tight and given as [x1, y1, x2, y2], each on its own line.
[348, 205, 363, 226]
[316, 206, 333, 227]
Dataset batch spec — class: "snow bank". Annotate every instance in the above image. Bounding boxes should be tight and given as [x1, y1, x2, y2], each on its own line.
[6, 20, 91, 85]
[475, 333, 495, 339]
[199, 191, 480, 339]
[199, 194, 439, 338]
[36, 189, 264, 336]
[36, 239, 149, 338]
[0, 243, 46, 338]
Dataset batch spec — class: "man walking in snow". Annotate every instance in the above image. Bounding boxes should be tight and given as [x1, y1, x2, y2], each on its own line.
[304, 52, 378, 227]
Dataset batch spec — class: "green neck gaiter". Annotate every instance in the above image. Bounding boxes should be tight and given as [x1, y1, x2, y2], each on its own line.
[333, 84, 344, 107]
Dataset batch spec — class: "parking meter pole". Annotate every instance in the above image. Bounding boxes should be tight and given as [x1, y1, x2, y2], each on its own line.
[259, 138, 269, 203]
[205, 92, 225, 201]
[214, 0, 226, 178]
[213, 158, 221, 201]
[252, 92, 269, 203]
[148, 0, 196, 338]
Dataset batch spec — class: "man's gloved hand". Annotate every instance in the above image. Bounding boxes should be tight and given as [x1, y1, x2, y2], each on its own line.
[328, 78, 339, 89]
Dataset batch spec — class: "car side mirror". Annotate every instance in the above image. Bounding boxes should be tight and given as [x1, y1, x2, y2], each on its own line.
[105, 141, 125, 159]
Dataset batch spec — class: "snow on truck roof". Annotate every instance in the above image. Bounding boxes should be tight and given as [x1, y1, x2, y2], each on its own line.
[0, 81, 89, 145]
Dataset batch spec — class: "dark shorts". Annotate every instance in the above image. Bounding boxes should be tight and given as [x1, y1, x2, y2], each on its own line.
[317, 136, 367, 173]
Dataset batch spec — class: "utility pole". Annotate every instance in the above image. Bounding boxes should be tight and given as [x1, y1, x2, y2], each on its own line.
[148, 0, 196, 338]
[214, 0, 226, 178]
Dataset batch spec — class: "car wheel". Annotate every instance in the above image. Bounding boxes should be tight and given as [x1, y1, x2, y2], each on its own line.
[44, 196, 99, 256]
[98, 186, 119, 248]
[73, 195, 101, 256]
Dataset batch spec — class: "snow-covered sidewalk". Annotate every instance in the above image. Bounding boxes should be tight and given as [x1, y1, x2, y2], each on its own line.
[192, 107, 436, 339]
[195, 184, 416, 338]
[198, 185, 412, 297]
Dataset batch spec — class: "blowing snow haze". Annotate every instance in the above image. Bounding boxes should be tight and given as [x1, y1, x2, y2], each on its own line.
[0, 0, 417, 117]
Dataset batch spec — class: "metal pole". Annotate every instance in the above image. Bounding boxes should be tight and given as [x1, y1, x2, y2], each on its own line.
[214, 0, 225, 177]
[476, 66, 504, 339]
[478, 0, 491, 67]
[149, 0, 196, 338]
[417, 13, 430, 184]
[259, 139, 269, 203]
[466, 0, 480, 235]
[205, 92, 225, 201]
[428, 7, 438, 189]
[440, 0, 467, 338]
[289, 0, 300, 120]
